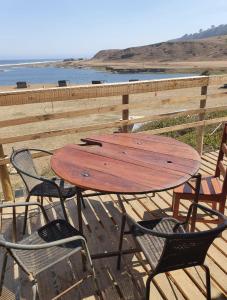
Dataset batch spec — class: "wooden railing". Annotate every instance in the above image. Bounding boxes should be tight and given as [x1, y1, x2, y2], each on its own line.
[1, 74, 227, 200]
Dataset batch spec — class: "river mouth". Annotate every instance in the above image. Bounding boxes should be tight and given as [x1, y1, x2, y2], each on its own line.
[0, 63, 195, 86]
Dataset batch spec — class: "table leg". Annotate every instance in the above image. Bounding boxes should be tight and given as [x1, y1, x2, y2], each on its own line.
[76, 189, 87, 270]
[116, 194, 127, 270]
[12, 206, 17, 242]
[117, 214, 126, 269]
[76, 189, 83, 234]
[191, 173, 201, 232]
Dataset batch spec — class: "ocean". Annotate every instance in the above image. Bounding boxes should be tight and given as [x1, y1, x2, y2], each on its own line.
[0, 59, 194, 86]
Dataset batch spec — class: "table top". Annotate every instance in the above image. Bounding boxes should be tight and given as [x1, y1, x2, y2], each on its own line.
[51, 133, 201, 194]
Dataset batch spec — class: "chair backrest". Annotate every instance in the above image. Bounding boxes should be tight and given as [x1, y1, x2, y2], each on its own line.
[215, 123, 227, 195]
[10, 149, 42, 193]
[156, 230, 219, 273]
[158, 202, 227, 273]
[129, 204, 227, 274]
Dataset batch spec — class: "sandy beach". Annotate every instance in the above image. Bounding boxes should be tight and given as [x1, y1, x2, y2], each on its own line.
[42, 59, 227, 75]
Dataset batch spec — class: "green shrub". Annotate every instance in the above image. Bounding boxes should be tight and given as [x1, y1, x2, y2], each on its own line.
[136, 110, 227, 152]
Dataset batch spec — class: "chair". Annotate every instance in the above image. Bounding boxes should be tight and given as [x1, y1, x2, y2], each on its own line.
[91, 80, 105, 84]
[58, 80, 69, 87]
[0, 201, 98, 300]
[118, 203, 227, 300]
[172, 123, 227, 223]
[10, 148, 85, 234]
[16, 81, 28, 89]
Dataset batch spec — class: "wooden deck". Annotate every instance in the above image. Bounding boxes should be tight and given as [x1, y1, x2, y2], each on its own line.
[0, 150, 226, 300]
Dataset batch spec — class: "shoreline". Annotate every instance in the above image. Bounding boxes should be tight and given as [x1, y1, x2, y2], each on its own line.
[0, 60, 61, 68]
[2, 58, 227, 75]
[41, 59, 227, 75]
[1, 59, 227, 90]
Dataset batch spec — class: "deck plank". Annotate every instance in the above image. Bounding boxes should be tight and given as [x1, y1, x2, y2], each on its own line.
[0, 151, 226, 299]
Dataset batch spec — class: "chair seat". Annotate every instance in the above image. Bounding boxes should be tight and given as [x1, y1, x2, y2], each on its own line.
[174, 176, 222, 200]
[30, 178, 77, 198]
[12, 219, 83, 276]
[135, 218, 185, 270]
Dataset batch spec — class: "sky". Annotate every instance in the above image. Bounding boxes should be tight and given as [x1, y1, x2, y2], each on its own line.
[0, 0, 227, 59]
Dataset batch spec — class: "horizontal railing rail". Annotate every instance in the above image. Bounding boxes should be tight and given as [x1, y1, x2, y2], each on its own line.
[1, 74, 227, 200]
[0, 76, 211, 106]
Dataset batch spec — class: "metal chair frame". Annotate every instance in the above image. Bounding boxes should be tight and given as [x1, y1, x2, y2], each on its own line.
[10, 148, 86, 234]
[0, 201, 98, 300]
[117, 173, 202, 272]
[10, 148, 112, 235]
[119, 202, 227, 300]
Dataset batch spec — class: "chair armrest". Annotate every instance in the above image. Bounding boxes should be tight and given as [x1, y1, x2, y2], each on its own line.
[27, 148, 53, 156]
[0, 234, 86, 250]
[12, 164, 62, 196]
[0, 201, 49, 223]
[173, 202, 227, 233]
[189, 203, 227, 222]
[126, 214, 182, 238]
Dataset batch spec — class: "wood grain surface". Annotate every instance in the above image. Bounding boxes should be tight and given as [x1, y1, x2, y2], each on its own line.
[51, 133, 201, 194]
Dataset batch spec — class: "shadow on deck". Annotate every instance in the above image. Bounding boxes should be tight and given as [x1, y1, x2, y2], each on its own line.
[0, 151, 226, 300]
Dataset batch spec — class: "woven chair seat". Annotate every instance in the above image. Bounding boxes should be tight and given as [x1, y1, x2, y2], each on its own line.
[135, 218, 185, 270]
[30, 178, 77, 198]
[12, 219, 83, 276]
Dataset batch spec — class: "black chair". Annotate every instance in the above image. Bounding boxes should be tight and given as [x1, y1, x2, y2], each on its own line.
[118, 203, 227, 300]
[10, 148, 85, 234]
[0, 201, 98, 299]
[58, 80, 69, 87]
[16, 81, 28, 89]
[91, 80, 105, 84]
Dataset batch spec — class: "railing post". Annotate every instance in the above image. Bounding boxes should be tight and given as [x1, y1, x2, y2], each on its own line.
[0, 144, 14, 201]
[196, 85, 208, 155]
[122, 94, 129, 133]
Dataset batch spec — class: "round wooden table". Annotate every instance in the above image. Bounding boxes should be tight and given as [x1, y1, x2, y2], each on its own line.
[51, 133, 201, 261]
[51, 133, 200, 194]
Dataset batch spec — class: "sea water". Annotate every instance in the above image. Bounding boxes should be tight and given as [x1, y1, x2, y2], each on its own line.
[0, 59, 194, 86]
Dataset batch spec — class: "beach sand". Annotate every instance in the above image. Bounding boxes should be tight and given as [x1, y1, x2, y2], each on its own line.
[45, 59, 227, 74]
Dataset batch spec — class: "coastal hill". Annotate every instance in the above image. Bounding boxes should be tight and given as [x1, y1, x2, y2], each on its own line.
[48, 24, 227, 74]
[93, 35, 227, 62]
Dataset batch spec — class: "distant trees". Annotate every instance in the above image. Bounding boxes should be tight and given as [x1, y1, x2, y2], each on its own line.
[172, 24, 227, 42]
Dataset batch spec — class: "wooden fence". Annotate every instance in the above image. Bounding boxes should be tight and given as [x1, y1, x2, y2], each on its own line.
[1, 74, 227, 201]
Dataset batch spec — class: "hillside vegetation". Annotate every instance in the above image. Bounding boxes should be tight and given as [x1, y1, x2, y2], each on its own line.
[93, 35, 227, 62]
[172, 24, 227, 42]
